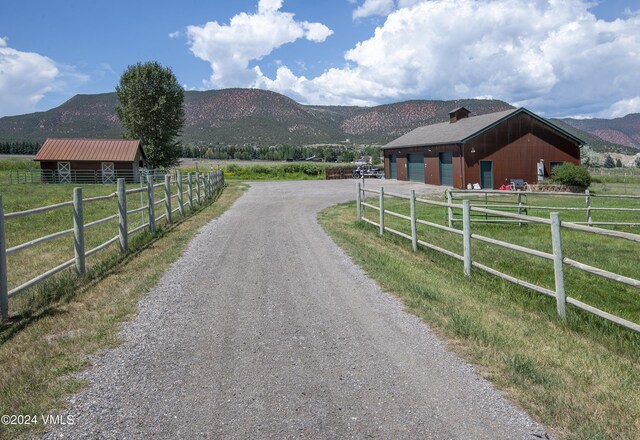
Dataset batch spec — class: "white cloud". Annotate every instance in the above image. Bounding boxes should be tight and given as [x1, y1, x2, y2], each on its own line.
[186, 1, 332, 88]
[168, 30, 181, 39]
[188, 0, 640, 117]
[0, 40, 61, 116]
[603, 97, 640, 118]
[353, 0, 396, 19]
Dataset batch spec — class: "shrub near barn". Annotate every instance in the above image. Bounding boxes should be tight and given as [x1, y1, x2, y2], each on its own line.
[551, 163, 592, 189]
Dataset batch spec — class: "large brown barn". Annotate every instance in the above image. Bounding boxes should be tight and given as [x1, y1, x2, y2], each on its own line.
[382, 107, 583, 189]
[34, 138, 146, 183]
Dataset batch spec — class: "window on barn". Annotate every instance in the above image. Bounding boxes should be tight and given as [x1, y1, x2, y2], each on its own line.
[550, 161, 565, 174]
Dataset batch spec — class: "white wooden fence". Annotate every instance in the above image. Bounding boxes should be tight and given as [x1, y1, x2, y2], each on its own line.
[0, 170, 224, 321]
[356, 183, 640, 334]
[446, 188, 640, 227]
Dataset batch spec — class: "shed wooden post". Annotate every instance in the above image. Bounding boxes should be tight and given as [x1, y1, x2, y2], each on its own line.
[164, 174, 172, 224]
[410, 189, 418, 252]
[447, 189, 453, 227]
[463, 199, 472, 277]
[73, 187, 85, 275]
[379, 187, 385, 236]
[585, 190, 592, 226]
[177, 170, 184, 217]
[356, 182, 362, 221]
[551, 212, 566, 319]
[187, 173, 194, 211]
[0, 196, 8, 322]
[147, 177, 155, 232]
[195, 172, 201, 205]
[117, 178, 128, 252]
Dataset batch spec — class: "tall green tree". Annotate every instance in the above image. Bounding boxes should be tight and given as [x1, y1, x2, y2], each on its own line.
[116, 61, 184, 168]
[603, 154, 615, 168]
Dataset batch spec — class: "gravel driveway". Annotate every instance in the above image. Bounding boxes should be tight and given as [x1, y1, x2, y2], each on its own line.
[43, 179, 550, 439]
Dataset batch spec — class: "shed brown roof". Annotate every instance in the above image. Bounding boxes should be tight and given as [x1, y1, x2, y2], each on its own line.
[34, 138, 143, 162]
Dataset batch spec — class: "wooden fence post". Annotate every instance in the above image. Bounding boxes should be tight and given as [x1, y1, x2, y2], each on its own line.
[463, 199, 472, 277]
[585, 190, 592, 226]
[447, 189, 453, 227]
[195, 172, 201, 205]
[177, 170, 184, 217]
[356, 181, 362, 221]
[147, 177, 155, 232]
[517, 193, 523, 227]
[550, 212, 566, 319]
[0, 196, 8, 322]
[117, 178, 128, 252]
[73, 187, 85, 275]
[379, 187, 385, 236]
[410, 189, 418, 252]
[188, 173, 194, 211]
[164, 174, 172, 224]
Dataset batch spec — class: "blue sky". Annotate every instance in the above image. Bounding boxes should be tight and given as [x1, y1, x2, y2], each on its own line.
[1, 0, 639, 119]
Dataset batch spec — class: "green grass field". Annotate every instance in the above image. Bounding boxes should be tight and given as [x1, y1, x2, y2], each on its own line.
[320, 191, 640, 439]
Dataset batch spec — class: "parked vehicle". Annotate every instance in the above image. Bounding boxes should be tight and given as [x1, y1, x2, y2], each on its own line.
[352, 165, 384, 179]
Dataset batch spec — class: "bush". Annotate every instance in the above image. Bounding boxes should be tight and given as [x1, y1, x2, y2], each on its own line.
[551, 163, 591, 188]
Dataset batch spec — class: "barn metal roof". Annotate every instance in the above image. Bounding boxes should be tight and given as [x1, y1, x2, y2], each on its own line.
[382, 108, 584, 149]
[34, 138, 143, 162]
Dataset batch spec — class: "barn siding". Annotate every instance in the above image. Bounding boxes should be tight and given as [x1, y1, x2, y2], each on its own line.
[463, 113, 580, 188]
[384, 111, 580, 189]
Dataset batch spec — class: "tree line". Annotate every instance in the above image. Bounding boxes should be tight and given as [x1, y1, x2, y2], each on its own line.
[180, 144, 382, 164]
[0, 141, 41, 155]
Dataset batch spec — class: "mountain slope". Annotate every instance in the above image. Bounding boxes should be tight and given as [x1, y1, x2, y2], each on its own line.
[560, 114, 640, 151]
[0, 88, 635, 153]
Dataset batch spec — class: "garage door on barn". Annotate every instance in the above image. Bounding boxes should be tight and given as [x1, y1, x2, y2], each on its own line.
[388, 154, 397, 179]
[407, 153, 424, 182]
[439, 152, 453, 186]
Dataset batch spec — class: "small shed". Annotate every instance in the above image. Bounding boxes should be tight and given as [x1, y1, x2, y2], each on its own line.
[382, 107, 584, 189]
[34, 138, 146, 183]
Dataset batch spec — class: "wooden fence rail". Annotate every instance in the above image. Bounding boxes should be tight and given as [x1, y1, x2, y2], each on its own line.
[356, 183, 640, 333]
[0, 170, 224, 321]
[447, 188, 640, 227]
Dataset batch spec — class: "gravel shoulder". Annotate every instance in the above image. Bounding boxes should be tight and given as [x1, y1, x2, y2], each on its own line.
[42, 180, 550, 439]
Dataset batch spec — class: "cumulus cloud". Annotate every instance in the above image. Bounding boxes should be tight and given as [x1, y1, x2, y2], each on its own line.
[353, 0, 396, 19]
[186, 0, 332, 88]
[0, 38, 61, 116]
[604, 97, 640, 118]
[188, 0, 640, 117]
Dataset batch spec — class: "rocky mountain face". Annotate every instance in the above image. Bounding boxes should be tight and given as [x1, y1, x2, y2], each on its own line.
[0, 88, 636, 153]
[560, 114, 640, 150]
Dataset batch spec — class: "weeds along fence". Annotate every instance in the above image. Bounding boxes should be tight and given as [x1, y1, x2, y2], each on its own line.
[446, 188, 640, 227]
[356, 183, 640, 334]
[0, 170, 224, 321]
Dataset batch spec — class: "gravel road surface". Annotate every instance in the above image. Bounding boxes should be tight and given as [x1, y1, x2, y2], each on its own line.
[43, 180, 550, 439]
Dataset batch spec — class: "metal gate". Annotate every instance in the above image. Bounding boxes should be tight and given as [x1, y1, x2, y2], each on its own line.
[439, 152, 453, 186]
[407, 153, 424, 182]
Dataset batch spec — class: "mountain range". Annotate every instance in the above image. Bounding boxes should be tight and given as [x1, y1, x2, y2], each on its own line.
[0, 88, 637, 154]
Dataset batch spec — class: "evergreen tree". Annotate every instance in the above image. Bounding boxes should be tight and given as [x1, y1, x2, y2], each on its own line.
[603, 154, 615, 168]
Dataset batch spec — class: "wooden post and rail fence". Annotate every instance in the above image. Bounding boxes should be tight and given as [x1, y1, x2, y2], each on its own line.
[446, 188, 640, 227]
[0, 170, 224, 321]
[356, 182, 640, 333]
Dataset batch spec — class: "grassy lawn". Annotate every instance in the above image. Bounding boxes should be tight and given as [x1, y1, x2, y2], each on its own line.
[0, 181, 246, 439]
[320, 196, 640, 439]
